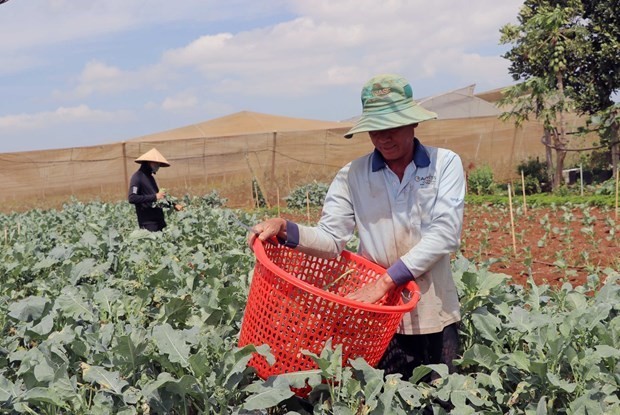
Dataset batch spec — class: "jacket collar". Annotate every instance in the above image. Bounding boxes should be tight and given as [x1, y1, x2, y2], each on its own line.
[371, 137, 430, 172]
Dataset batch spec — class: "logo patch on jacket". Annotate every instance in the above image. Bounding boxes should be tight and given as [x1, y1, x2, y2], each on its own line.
[415, 175, 436, 186]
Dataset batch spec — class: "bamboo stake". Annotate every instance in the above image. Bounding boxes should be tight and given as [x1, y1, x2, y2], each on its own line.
[276, 187, 280, 217]
[616, 168, 620, 221]
[253, 181, 260, 208]
[287, 167, 291, 193]
[579, 164, 584, 196]
[508, 184, 517, 256]
[306, 190, 310, 223]
[4, 227, 7, 244]
[520, 170, 527, 214]
[250, 180, 255, 209]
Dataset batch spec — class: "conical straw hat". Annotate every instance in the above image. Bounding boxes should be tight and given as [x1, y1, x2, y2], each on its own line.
[134, 148, 170, 167]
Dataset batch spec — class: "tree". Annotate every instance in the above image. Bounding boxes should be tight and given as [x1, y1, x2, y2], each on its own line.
[499, 1, 587, 190]
[569, 0, 620, 175]
[501, 0, 620, 187]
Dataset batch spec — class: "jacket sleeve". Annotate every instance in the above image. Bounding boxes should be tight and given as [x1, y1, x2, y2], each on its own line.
[398, 151, 465, 279]
[128, 173, 156, 205]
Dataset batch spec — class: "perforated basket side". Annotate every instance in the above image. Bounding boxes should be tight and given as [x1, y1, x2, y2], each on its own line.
[238, 241, 421, 379]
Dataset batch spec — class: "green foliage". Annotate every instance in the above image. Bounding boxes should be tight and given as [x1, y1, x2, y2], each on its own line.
[517, 157, 550, 194]
[451, 257, 620, 414]
[285, 181, 329, 209]
[467, 165, 496, 195]
[593, 177, 618, 196]
[0, 199, 618, 413]
[0, 202, 261, 414]
[201, 189, 228, 207]
[466, 193, 617, 208]
[252, 179, 267, 208]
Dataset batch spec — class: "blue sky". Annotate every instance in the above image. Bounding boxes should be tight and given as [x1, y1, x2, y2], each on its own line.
[0, 0, 523, 153]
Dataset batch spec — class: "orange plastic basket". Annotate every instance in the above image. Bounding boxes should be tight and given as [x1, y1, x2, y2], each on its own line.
[238, 239, 421, 382]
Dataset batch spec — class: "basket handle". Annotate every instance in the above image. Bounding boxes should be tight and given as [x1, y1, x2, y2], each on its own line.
[401, 280, 422, 306]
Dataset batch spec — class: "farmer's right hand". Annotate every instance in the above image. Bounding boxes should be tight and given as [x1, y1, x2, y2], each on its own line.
[156, 192, 166, 200]
[248, 218, 286, 249]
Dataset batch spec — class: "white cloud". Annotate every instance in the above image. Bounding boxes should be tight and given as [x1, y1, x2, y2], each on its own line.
[155, 0, 522, 98]
[0, 0, 526, 152]
[161, 93, 199, 111]
[0, 105, 131, 130]
[24, 0, 524, 102]
[54, 60, 171, 100]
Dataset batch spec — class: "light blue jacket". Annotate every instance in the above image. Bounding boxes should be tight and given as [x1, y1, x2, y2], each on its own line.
[284, 139, 465, 334]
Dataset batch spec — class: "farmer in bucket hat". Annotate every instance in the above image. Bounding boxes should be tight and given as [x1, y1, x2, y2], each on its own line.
[250, 74, 465, 379]
[128, 148, 172, 232]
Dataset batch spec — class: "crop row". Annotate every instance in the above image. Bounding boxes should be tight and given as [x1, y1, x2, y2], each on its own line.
[0, 198, 618, 414]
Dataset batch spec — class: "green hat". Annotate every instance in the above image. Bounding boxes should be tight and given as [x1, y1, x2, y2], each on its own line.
[344, 74, 437, 138]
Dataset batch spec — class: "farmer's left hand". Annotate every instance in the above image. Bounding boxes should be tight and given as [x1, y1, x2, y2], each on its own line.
[346, 273, 396, 303]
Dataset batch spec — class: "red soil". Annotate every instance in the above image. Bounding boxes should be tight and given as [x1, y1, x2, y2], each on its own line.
[282, 204, 619, 288]
[460, 205, 618, 287]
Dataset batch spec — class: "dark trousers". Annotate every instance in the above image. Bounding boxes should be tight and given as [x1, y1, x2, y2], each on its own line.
[377, 322, 459, 380]
[140, 222, 164, 232]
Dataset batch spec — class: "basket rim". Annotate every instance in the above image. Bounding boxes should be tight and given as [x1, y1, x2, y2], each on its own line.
[252, 239, 420, 314]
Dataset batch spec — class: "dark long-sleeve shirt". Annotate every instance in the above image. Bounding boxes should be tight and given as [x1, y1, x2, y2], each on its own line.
[128, 163, 166, 230]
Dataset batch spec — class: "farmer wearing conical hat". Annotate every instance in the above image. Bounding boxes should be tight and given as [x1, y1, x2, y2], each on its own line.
[128, 148, 171, 231]
[250, 74, 465, 380]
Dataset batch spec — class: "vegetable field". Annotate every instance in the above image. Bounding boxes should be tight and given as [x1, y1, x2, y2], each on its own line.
[459, 204, 620, 287]
[0, 198, 618, 414]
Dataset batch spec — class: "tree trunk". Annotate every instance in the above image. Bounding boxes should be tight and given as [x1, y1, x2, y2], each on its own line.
[543, 129, 554, 190]
[555, 147, 567, 190]
[552, 73, 569, 191]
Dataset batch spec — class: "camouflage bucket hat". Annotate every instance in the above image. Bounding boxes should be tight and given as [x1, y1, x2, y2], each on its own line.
[344, 74, 437, 138]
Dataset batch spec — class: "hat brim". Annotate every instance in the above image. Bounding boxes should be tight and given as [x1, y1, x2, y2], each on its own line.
[135, 160, 171, 167]
[344, 104, 437, 138]
[134, 148, 171, 167]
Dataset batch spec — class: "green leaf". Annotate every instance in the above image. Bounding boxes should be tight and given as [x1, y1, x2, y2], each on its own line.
[477, 271, 507, 294]
[409, 366, 433, 383]
[23, 386, 66, 407]
[68, 258, 98, 285]
[396, 382, 424, 408]
[55, 286, 95, 322]
[546, 372, 576, 393]
[536, 396, 548, 415]
[159, 295, 192, 326]
[595, 345, 620, 358]
[332, 403, 355, 415]
[243, 377, 295, 410]
[112, 331, 149, 374]
[0, 375, 18, 402]
[8, 296, 49, 322]
[93, 288, 122, 315]
[152, 323, 191, 367]
[471, 308, 501, 343]
[461, 344, 498, 370]
[27, 313, 54, 336]
[350, 358, 384, 403]
[276, 370, 322, 389]
[505, 351, 531, 373]
[145, 372, 200, 399]
[82, 364, 129, 395]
